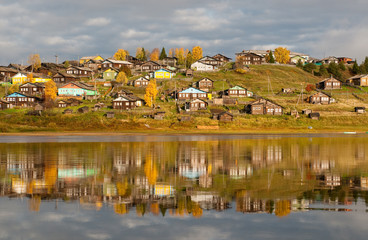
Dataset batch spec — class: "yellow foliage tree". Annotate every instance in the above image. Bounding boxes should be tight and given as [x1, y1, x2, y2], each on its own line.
[8, 84, 19, 94]
[144, 155, 157, 185]
[114, 203, 129, 215]
[116, 71, 128, 84]
[116, 180, 128, 196]
[44, 80, 57, 101]
[275, 200, 291, 217]
[168, 48, 174, 57]
[274, 47, 290, 64]
[192, 46, 203, 62]
[175, 48, 185, 65]
[113, 49, 129, 61]
[28, 54, 41, 72]
[144, 79, 158, 107]
[150, 48, 160, 61]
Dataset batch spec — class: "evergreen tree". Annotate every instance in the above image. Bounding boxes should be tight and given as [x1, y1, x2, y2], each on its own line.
[268, 50, 275, 63]
[303, 63, 317, 73]
[159, 47, 167, 60]
[296, 59, 303, 68]
[185, 51, 193, 69]
[327, 62, 342, 80]
[352, 60, 359, 74]
[142, 47, 147, 61]
[338, 61, 346, 71]
[319, 63, 328, 76]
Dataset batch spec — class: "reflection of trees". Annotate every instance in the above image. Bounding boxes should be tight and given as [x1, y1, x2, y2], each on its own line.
[275, 200, 291, 218]
[144, 156, 157, 185]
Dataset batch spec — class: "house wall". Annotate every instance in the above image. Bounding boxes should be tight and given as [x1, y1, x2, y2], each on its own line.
[191, 62, 214, 71]
[113, 101, 135, 110]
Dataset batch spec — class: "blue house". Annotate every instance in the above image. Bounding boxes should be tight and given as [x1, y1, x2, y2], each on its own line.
[177, 87, 209, 100]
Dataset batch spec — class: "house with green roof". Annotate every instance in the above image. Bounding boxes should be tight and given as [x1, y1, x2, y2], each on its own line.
[226, 86, 253, 97]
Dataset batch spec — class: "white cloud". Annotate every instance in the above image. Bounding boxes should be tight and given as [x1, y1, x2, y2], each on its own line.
[121, 29, 151, 39]
[85, 17, 111, 27]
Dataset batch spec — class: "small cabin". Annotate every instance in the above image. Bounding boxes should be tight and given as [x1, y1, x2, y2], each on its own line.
[302, 109, 313, 115]
[218, 112, 233, 122]
[63, 108, 73, 115]
[185, 99, 207, 111]
[154, 112, 165, 120]
[106, 112, 115, 118]
[355, 107, 365, 114]
[186, 69, 193, 77]
[308, 92, 335, 104]
[0, 99, 12, 110]
[78, 106, 89, 113]
[316, 77, 341, 90]
[309, 112, 320, 120]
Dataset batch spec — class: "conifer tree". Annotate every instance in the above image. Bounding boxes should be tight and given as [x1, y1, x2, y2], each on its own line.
[159, 47, 167, 60]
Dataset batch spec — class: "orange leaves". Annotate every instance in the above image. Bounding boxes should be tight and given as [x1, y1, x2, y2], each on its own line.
[192, 46, 203, 62]
[274, 47, 290, 64]
[113, 49, 129, 61]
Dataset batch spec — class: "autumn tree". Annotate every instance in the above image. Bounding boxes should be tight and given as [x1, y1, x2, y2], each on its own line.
[159, 47, 167, 60]
[8, 84, 19, 94]
[64, 60, 70, 68]
[144, 155, 157, 185]
[44, 80, 57, 102]
[275, 200, 291, 218]
[136, 47, 147, 61]
[185, 51, 194, 69]
[305, 84, 316, 92]
[296, 59, 303, 68]
[175, 48, 185, 65]
[274, 47, 290, 64]
[144, 79, 158, 107]
[119, 65, 132, 77]
[113, 49, 129, 61]
[265, 50, 275, 63]
[150, 48, 160, 61]
[168, 48, 174, 57]
[27, 73, 34, 83]
[116, 71, 128, 84]
[28, 54, 41, 72]
[192, 46, 203, 62]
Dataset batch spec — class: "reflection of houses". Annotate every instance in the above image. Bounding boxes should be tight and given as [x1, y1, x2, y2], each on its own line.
[236, 196, 267, 213]
[309, 160, 335, 173]
[178, 147, 207, 179]
[323, 173, 341, 187]
[154, 184, 174, 197]
[252, 145, 282, 168]
[190, 191, 230, 211]
[227, 165, 253, 179]
[113, 146, 142, 174]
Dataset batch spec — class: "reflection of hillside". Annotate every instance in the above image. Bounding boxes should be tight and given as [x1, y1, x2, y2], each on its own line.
[0, 137, 368, 217]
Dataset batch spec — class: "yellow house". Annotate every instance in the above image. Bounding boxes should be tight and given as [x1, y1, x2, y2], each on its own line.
[80, 55, 104, 65]
[154, 68, 173, 79]
[11, 73, 28, 84]
[32, 76, 52, 83]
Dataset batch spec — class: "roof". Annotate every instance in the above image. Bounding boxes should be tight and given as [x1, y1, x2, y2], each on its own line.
[113, 96, 134, 102]
[348, 74, 368, 80]
[190, 98, 206, 103]
[318, 76, 340, 83]
[80, 56, 102, 60]
[6, 92, 41, 99]
[53, 71, 78, 78]
[103, 59, 133, 65]
[213, 53, 232, 60]
[179, 87, 207, 94]
[20, 82, 45, 88]
[67, 66, 93, 72]
[155, 68, 172, 73]
[229, 85, 245, 90]
[59, 82, 95, 91]
[198, 77, 214, 82]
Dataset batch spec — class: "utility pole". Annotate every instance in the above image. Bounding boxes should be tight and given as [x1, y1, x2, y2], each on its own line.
[55, 55, 58, 64]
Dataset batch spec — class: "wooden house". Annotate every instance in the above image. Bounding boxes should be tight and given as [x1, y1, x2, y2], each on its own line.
[309, 112, 320, 120]
[218, 112, 233, 122]
[101, 59, 133, 70]
[106, 112, 115, 118]
[316, 77, 341, 90]
[227, 86, 253, 97]
[347, 74, 368, 87]
[103, 68, 119, 81]
[11, 72, 28, 85]
[19, 82, 45, 96]
[83, 59, 102, 71]
[249, 99, 283, 115]
[185, 99, 207, 111]
[235, 52, 263, 65]
[63, 108, 73, 114]
[308, 92, 335, 104]
[161, 57, 177, 67]
[53, 72, 78, 84]
[212, 54, 231, 65]
[141, 61, 161, 72]
[198, 56, 220, 66]
[154, 68, 173, 79]
[57, 98, 83, 108]
[178, 87, 208, 101]
[302, 109, 312, 115]
[133, 76, 150, 87]
[355, 107, 365, 114]
[0, 66, 18, 81]
[115, 89, 134, 98]
[58, 82, 97, 99]
[0, 99, 12, 110]
[112, 96, 137, 110]
[196, 78, 214, 91]
[186, 69, 193, 77]
[154, 112, 165, 120]
[78, 106, 89, 113]
[318, 56, 339, 65]
[191, 61, 217, 71]
[66, 66, 93, 77]
[4, 92, 41, 107]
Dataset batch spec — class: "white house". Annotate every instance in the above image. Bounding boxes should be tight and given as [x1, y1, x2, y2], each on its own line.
[191, 61, 217, 71]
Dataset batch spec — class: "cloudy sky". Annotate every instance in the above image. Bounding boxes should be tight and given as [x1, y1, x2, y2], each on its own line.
[1, 0, 367, 65]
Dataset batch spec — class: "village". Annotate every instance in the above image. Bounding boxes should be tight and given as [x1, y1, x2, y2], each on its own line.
[1, 47, 368, 132]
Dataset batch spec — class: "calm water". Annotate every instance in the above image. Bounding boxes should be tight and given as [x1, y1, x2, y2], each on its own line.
[1, 134, 368, 240]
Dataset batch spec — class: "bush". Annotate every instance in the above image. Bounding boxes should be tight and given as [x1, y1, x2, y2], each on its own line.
[235, 68, 247, 74]
[305, 84, 316, 92]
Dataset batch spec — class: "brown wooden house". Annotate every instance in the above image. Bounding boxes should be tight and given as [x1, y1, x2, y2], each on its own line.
[198, 56, 220, 67]
[177, 87, 208, 101]
[236, 52, 263, 65]
[185, 99, 207, 111]
[19, 82, 45, 96]
[132, 77, 150, 87]
[57, 98, 82, 108]
[0, 66, 18, 81]
[308, 92, 335, 104]
[53, 72, 78, 84]
[141, 61, 161, 72]
[4, 92, 41, 107]
[161, 57, 177, 67]
[226, 86, 253, 97]
[112, 96, 136, 110]
[0, 99, 12, 110]
[196, 78, 214, 91]
[316, 77, 341, 90]
[66, 66, 93, 77]
[212, 54, 231, 65]
[101, 59, 133, 70]
[249, 99, 283, 115]
[218, 112, 233, 122]
[347, 74, 368, 86]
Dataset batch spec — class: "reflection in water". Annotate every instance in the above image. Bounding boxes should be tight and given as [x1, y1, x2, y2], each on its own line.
[1, 136, 368, 220]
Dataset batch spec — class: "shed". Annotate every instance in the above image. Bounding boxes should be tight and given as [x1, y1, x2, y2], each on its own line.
[355, 107, 365, 114]
[154, 112, 165, 120]
[186, 69, 193, 77]
[63, 108, 73, 114]
[218, 112, 233, 122]
[78, 106, 89, 113]
[106, 112, 115, 118]
[302, 109, 313, 115]
[34, 104, 44, 111]
[309, 112, 320, 120]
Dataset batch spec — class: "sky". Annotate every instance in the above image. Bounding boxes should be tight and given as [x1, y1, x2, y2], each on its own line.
[1, 0, 368, 65]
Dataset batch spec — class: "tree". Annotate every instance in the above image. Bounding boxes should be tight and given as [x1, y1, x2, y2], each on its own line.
[327, 62, 342, 80]
[144, 156, 157, 185]
[274, 47, 290, 64]
[185, 51, 194, 69]
[27, 73, 34, 83]
[305, 84, 316, 92]
[136, 47, 146, 61]
[144, 79, 158, 107]
[159, 47, 167, 60]
[319, 63, 328, 76]
[119, 65, 132, 77]
[175, 48, 185, 65]
[44, 80, 57, 101]
[116, 71, 128, 84]
[296, 59, 303, 68]
[352, 60, 359, 74]
[168, 48, 174, 57]
[192, 46, 203, 62]
[64, 61, 70, 68]
[338, 61, 346, 71]
[28, 54, 41, 72]
[113, 49, 128, 61]
[150, 48, 160, 61]
[265, 50, 275, 63]
[8, 84, 19, 94]
[303, 63, 317, 74]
